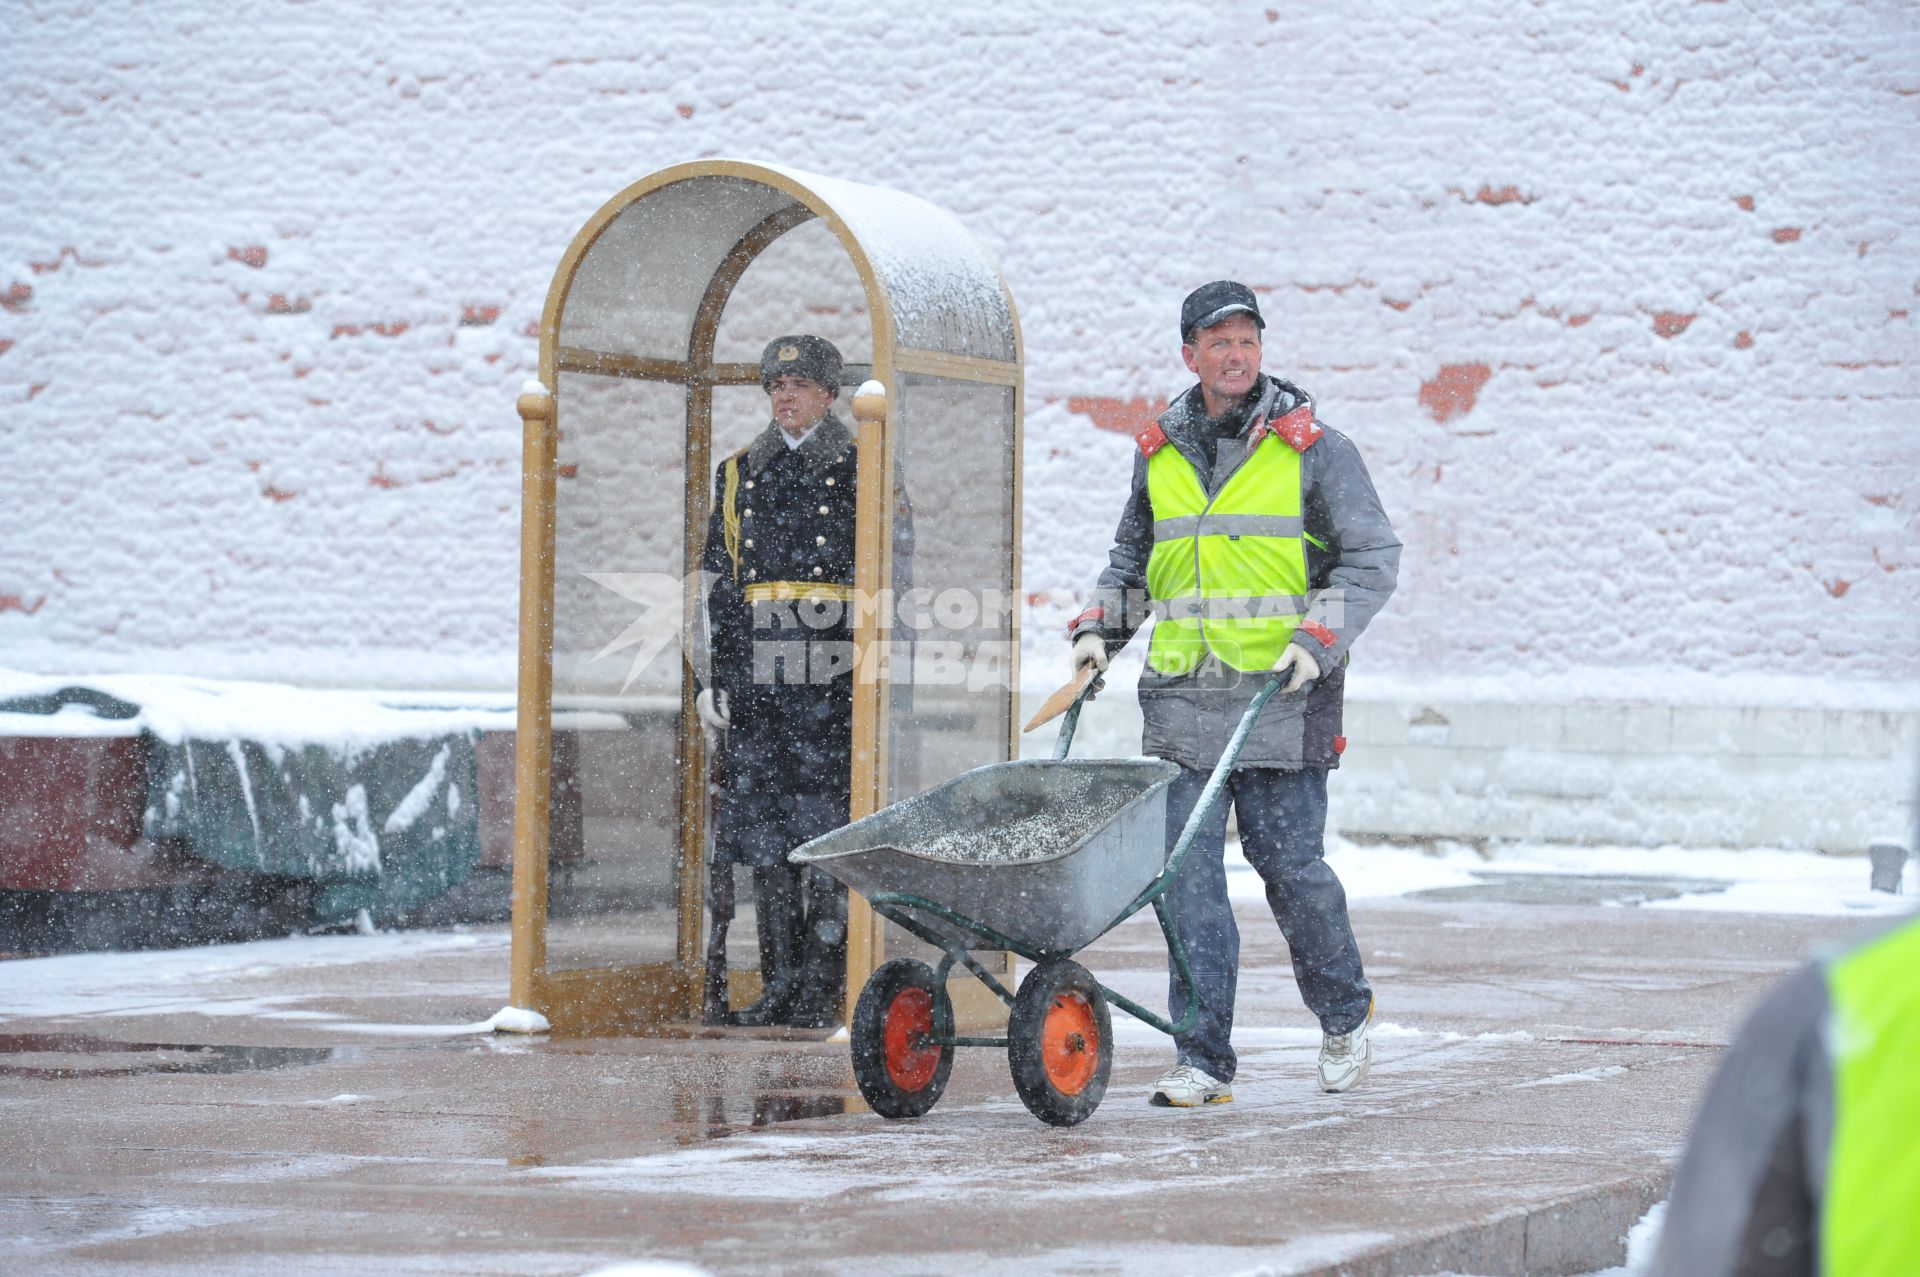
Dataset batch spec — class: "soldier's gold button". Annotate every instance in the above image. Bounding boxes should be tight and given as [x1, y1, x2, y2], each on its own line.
[743, 508, 753, 518]
[819, 505, 830, 515]
[744, 539, 754, 549]
[744, 481, 754, 490]
[824, 477, 835, 487]
[811, 566, 823, 576]
[815, 535, 826, 546]
[747, 569, 757, 579]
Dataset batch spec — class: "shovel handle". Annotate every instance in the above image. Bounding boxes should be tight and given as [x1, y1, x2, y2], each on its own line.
[1051, 680, 1101, 760]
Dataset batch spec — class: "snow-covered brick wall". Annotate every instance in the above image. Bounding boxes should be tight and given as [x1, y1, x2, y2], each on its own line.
[4, 2, 1916, 844]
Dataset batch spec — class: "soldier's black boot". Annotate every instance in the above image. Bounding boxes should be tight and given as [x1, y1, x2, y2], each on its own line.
[783, 926, 847, 1029]
[701, 869, 738, 1026]
[701, 942, 736, 1027]
[784, 873, 849, 1029]
[731, 864, 807, 1027]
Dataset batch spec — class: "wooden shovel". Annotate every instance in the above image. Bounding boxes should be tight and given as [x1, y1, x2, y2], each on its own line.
[1021, 663, 1100, 733]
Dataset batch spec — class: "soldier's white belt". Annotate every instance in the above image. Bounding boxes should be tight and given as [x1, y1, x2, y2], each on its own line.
[744, 581, 855, 604]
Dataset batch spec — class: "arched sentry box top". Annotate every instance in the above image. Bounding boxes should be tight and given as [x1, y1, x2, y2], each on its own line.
[540, 159, 1019, 384]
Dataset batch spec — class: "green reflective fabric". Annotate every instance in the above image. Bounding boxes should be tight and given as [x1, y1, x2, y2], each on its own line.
[1143, 437, 1309, 674]
[1824, 918, 1920, 1276]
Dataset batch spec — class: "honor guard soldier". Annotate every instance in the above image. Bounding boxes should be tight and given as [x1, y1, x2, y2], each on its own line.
[697, 335, 860, 1028]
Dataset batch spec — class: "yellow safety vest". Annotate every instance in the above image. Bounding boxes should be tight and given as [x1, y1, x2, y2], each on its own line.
[1824, 918, 1920, 1275]
[1143, 423, 1313, 675]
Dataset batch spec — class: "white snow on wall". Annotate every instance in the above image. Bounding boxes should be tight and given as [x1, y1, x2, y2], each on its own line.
[3, 2, 1917, 856]
[3, 1, 1913, 693]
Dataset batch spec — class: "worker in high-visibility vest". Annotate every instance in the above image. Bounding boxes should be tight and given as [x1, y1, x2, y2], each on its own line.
[1648, 909, 1920, 1276]
[1070, 280, 1402, 1106]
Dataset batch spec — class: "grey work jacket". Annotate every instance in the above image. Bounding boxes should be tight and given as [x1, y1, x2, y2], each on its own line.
[1072, 375, 1401, 771]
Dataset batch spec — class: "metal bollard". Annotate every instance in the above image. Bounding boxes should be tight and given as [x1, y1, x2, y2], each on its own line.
[1868, 841, 1908, 894]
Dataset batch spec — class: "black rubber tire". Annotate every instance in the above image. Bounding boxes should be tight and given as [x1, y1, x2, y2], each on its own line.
[1007, 958, 1112, 1127]
[850, 958, 954, 1119]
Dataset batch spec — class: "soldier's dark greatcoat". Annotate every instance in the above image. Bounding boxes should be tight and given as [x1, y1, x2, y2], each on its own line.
[700, 412, 859, 1025]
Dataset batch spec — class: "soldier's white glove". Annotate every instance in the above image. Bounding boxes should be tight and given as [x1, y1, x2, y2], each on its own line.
[695, 687, 730, 752]
[1071, 633, 1109, 701]
[1273, 643, 1320, 694]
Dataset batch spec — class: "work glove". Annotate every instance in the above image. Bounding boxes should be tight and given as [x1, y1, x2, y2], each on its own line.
[695, 687, 730, 753]
[1273, 642, 1320, 694]
[1071, 632, 1109, 701]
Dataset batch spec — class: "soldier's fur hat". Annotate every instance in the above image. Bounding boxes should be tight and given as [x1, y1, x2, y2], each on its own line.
[758, 335, 843, 394]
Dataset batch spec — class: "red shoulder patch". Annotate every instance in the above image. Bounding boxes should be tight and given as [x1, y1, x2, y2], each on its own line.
[1267, 405, 1322, 452]
[1134, 421, 1169, 457]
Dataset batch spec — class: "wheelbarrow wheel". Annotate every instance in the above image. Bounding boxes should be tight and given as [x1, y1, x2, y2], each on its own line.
[851, 958, 954, 1119]
[1008, 958, 1112, 1127]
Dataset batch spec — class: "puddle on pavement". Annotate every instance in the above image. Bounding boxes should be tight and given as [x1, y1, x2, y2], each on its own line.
[0, 1033, 344, 1080]
[660, 1089, 858, 1152]
[711, 1091, 850, 1130]
[508, 1090, 855, 1165]
[1408, 872, 1732, 907]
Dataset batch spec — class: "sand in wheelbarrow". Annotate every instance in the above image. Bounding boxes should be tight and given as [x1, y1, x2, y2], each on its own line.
[890, 770, 1116, 864]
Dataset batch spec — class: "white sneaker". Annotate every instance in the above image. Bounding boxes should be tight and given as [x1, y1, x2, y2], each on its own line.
[1318, 1000, 1374, 1093]
[1149, 1063, 1232, 1107]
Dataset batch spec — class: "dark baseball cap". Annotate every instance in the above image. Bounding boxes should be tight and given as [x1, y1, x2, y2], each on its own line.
[1180, 280, 1265, 341]
[759, 334, 843, 392]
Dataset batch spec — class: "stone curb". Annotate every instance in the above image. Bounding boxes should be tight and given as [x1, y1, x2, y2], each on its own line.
[1299, 1167, 1671, 1277]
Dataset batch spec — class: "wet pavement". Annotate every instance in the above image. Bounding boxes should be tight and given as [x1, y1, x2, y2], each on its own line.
[0, 887, 1897, 1276]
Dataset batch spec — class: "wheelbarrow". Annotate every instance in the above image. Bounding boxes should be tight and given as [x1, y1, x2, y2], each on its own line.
[789, 672, 1287, 1126]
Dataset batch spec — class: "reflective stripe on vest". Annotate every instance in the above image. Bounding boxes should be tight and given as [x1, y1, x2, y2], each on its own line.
[1153, 513, 1304, 542]
[1143, 432, 1309, 675]
[1150, 594, 1308, 621]
[1823, 918, 1920, 1276]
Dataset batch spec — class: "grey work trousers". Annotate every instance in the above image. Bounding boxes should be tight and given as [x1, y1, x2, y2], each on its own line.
[1162, 764, 1371, 1082]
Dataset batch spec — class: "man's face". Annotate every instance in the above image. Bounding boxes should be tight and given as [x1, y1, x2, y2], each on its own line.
[767, 375, 836, 437]
[1182, 313, 1263, 408]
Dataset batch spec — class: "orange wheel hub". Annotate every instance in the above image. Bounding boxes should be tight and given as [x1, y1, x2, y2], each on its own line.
[1041, 991, 1099, 1095]
[883, 987, 940, 1091]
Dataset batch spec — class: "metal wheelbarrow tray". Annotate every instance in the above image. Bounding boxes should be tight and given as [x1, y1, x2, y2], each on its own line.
[789, 757, 1181, 955]
[792, 675, 1287, 1128]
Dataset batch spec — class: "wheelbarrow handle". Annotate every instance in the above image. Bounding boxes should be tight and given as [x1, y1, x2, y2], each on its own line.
[1158, 673, 1287, 884]
[1050, 679, 1102, 760]
[1090, 671, 1290, 947]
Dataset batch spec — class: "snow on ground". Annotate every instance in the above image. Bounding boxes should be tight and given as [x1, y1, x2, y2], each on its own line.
[1228, 836, 1919, 918]
[0, 927, 507, 1024]
[1574, 1199, 1667, 1277]
[5, 841, 1910, 1029]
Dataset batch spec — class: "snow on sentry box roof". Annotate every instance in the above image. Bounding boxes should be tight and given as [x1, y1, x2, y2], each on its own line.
[749, 161, 1015, 363]
[556, 160, 1013, 380]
